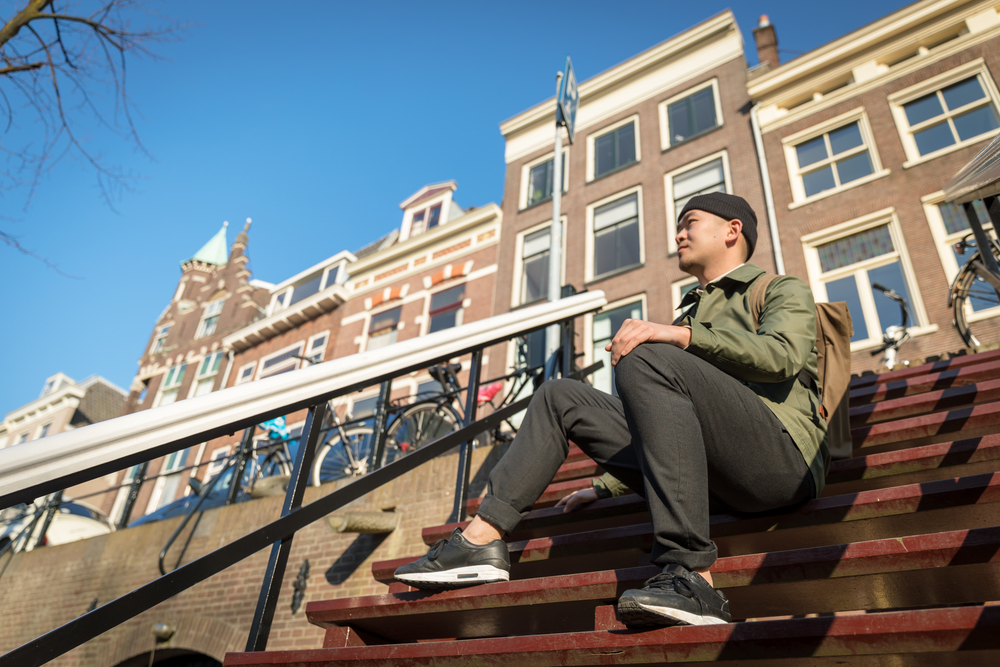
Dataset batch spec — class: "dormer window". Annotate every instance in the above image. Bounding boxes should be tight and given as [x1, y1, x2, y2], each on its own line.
[270, 263, 343, 315]
[411, 203, 442, 236]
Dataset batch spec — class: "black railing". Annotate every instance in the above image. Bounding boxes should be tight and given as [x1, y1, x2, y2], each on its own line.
[0, 302, 602, 667]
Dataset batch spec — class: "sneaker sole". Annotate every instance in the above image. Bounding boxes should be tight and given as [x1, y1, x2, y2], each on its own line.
[395, 565, 510, 590]
[618, 597, 729, 628]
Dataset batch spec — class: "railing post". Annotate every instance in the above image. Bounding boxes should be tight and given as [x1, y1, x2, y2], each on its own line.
[115, 461, 148, 529]
[228, 427, 257, 506]
[368, 380, 394, 472]
[965, 200, 1000, 294]
[245, 401, 328, 652]
[34, 490, 64, 549]
[448, 349, 482, 525]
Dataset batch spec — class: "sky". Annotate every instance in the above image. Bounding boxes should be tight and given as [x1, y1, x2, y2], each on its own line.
[0, 0, 915, 413]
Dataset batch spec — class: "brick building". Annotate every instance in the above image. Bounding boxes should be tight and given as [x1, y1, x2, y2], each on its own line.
[113, 222, 271, 523]
[492, 11, 773, 391]
[748, 0, 1000, 371]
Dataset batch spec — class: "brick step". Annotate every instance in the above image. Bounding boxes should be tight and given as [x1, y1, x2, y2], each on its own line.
[551, 458, 602, 483]
[461, 434, 1000, 521]
[223, 604, 1000, 666]
[852, 399, 1000, 453]
[850, 348, 1000, 389]
[377, 472, 1000, 585]
[309, 527, 1000, 643]
[850, 378, 1000, 427]
[850, 359, 1000, 407]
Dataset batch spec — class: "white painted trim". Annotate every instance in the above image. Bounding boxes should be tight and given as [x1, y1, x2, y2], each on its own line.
[584, 185, 645, 283]
[671, 275, 700, 321]
[510, 218, 568, 309]
[256, 340, 305, 381]
[518, 147, 570, 211]
[586, 114, 641, 183]
[584, 294, 647, 395]
[657, 78, 723, 151]
[663, 151, 732, 254]
[0, 292, 607, 501]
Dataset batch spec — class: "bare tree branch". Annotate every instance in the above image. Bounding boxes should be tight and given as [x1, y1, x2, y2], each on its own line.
[1, 230, 81, 279]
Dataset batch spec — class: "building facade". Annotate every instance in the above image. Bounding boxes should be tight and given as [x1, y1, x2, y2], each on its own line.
[749, 0, 1000, 371]
[492, 12, 773, 392]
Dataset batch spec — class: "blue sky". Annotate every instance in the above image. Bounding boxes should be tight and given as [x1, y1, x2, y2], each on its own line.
[0, 0, 914, 413]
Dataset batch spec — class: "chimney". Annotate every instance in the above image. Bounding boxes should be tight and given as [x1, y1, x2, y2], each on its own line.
[753, 15, 779, 70]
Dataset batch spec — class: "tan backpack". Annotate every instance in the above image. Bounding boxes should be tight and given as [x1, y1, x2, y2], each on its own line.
[750, 274, 854, 461]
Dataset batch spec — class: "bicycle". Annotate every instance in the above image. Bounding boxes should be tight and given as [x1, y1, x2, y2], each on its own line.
[871, 282, 911, 370]
[949, 231, 1000, 348]
[311, 336, 545, 485]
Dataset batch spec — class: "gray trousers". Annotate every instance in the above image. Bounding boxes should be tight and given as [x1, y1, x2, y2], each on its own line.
[478, 342, 814, 570]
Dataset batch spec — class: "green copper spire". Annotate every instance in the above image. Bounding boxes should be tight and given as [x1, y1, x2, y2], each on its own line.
[185, 222, 229, 266]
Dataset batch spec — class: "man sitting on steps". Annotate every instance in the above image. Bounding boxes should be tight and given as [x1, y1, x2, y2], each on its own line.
[395, 192, 829, 628]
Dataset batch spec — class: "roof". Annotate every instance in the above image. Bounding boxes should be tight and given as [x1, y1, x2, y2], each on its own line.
[353, 229, 400, 260]
[399, 182, 457, 209]
[185, 222, 229, 266]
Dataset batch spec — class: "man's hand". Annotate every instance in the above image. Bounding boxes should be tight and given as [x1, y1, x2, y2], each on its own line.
[606, 319, 692, 366]
[555, 487, 599, 513]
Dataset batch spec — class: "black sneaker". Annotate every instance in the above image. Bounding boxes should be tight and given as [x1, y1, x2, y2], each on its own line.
[617, 564, 731, 627]
[394, 528, 510, 590]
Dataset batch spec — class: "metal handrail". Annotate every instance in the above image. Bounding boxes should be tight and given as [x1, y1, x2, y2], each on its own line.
[0, 291, 606, 667]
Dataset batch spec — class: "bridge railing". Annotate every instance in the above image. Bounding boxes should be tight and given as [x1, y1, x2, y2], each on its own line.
[0, 289, 607, 667]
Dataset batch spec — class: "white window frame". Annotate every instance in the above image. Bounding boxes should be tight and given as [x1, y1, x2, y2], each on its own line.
[256, 341, 305, 380]
[146, 448, 189, 513]
[518, 147, 570, 210]
[657, 78, 723, 151]
[425, 283, 469, 335]
[801, 208, 934, 351]
[155, 362, 187, 407]
[585, 185, 645, 283]
[235, 361, 256, 385]
[109, 464, 142, 525]
[16, 432, 29, 445]
[306, 330, 331, 364]
[203, 446, 230, 481]
[586, 114, 641, 182]
[922, 191, 1000, 325]
[664, 150, 733, 254]
[364, 304, 404, 352]
[150, 324, 171, 355]
[190, 351, 225, 398]
[36, 422, 52, 439]
[671, 275, 700, 322]
[888, 59, 1000, 168]
[583, 293, 647, 395]
[782, 108, 889, 207]
[510, 218, 568, 308]
[195, 299, 226, 339]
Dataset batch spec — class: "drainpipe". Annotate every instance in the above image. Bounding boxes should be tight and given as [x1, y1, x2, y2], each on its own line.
[750, 102, 785, 275]
[220, 349, 236, 389]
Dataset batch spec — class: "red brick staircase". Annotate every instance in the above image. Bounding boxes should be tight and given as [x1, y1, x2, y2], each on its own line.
[225, 352, 1000, 665]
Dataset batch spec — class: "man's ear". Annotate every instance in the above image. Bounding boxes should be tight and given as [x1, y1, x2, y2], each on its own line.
[727, 218, 743, 244]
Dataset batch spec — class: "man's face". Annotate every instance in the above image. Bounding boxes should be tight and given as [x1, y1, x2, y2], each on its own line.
[676, 209, 736, 272]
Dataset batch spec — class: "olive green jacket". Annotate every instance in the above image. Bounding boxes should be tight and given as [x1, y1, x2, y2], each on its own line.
[594, 263, 829, 499]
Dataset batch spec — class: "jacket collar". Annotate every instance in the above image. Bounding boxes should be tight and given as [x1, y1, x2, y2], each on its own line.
[679, 263, 766, 309]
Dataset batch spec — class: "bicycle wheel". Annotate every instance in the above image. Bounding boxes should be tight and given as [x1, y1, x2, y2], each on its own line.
[312, 426, 376, 486]
[952, 245, 1000, 348]
[384, 403, 462, 466]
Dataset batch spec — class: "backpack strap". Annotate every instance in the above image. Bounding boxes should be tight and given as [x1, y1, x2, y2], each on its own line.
[749, 273, 779, 331]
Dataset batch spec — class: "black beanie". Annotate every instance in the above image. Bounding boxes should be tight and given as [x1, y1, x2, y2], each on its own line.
[678, 192, 758, 260]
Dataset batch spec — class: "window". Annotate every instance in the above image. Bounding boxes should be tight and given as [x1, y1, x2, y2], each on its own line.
[193, 351, 224, 397]
[903, 76, 998, 157]
[803, 214, 923, 349]
[196, 299, 225, 339]
[662, 81, 720, 148]
[590, 191, 642, 280]
[525, 153, 567, 208]
[236, 361, 256, 385]
[271, 265, 341, 315]
[890, 65, 1000, 164]
[150, 325, 171, 354]
[591, 118, 638, 180]
[428, 284, 466, 333]
[591, 299, 644, 396]
[367, 306, 402, 350]
[306, 331, 329, 364]
[149, 448, 189, 512]
[259, 343, 304, 379]
[665, 154, 730, 253]
[37, 423, 51, 439]
[288, 273, 323, 307]
[520, 228, 551, 305]
[794, 122, 874, 198]
[158, 363, 187, 406]
[924, 197, 996, 314]
[410, 203, 443, 236]
[671, 276, 699, 321]
[16, 433, 29, 445]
